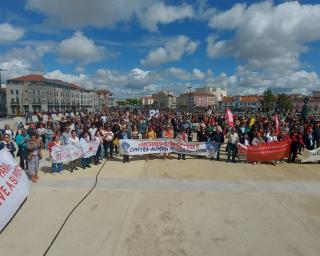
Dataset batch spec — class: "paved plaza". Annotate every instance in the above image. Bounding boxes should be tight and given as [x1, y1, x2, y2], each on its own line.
[1, 155, 320, 256]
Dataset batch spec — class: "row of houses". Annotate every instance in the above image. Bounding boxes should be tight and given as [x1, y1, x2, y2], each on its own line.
[3, 75, 116, 116]
[140, 89, 320, 113]
[140, 87, 228, 110]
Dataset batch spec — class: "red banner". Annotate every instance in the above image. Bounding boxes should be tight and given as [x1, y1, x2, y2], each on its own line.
[238, 140, 291, 162]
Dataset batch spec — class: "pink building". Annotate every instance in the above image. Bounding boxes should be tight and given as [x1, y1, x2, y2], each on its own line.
[177, 92, 214, 110]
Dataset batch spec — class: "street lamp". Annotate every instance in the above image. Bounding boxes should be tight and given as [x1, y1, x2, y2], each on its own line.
[0, 68, 7, 87]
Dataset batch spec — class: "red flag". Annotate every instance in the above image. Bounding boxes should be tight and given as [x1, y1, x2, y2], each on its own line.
[225, 108, 234, 127]
[273, 114, 280, 135]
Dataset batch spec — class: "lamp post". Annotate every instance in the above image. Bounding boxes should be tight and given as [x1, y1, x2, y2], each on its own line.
[0, 68, 6, 87]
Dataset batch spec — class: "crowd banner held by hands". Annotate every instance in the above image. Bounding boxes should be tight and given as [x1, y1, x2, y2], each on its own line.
[0, 148, 30, 231]
[51, 141, 100, 163]
[237, 140, 291, 162]
[301, 147, 320, 163]
[119, 139, 218, 157]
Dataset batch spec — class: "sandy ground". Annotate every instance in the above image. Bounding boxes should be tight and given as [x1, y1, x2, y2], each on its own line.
[1, 151, 320, 256]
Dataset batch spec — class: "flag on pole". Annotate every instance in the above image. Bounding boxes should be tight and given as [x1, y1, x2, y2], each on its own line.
[225, 108, 234, 127]
[273, 114, 280, 135]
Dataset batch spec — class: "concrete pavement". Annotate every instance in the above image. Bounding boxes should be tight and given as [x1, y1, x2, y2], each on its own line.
[1, 156, 320, 256]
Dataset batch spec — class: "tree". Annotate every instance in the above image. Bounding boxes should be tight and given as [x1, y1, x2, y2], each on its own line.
[276, 94, 293, 112]
[126, 98, 139, 106]
[262, 89, 276, 112]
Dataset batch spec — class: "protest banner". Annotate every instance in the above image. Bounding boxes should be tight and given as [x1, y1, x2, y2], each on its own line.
[51, 144, 83, 163]
[237, 140, 291, 162]
[51, 141, 100, 163]
[119, 139, 218, 157]
[301, 147, 320, 163]
[0, 148, 30, 231]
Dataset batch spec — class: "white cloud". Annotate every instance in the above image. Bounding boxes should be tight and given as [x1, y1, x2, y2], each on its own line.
[139, 2, 194, 32]
[141, 35, 198, 66]
[207, 1, 320, 72]
[167, 67, 191, 80]
[167, 67, 206, 80]
[0, 23, 24, 43]
[192, 68, 205, 80]
[58, 31, 105, 64]
[26, 0, 194, 31]
[0, 44, 53, 84]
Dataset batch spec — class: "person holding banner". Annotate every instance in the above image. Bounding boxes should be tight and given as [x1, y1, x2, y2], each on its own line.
[145, 126, 156, 161]
[48, 134, 63, 175]
[163, 125, 174, 160]
[176, 128, 188, 160]
[227, 128, 239, 163]
[68, 130, 80, 172]
[27, 134, 43, 183]
[93, 129, 102, 165]
[80, 131, 92, 169]
[211, 126, 224, 161]
[119, 125, 131, 163]
[0, 134, 16, 157]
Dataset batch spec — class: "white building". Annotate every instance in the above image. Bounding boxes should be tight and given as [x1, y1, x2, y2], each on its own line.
[6, 75, 104, 115]
[195, 86, 227, 101]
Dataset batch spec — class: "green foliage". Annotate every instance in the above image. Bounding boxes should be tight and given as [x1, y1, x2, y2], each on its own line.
[126, 98, 139, 106]
[262, 89, 276, 112]
[276, 94, 293, 112]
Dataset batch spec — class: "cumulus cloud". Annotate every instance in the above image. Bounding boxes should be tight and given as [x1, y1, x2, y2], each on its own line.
[0, 43, 54, 84]
[139, 2, 194, 32]
[0, 23, 24, 43]
[167, 67, 206, 80]
[26, 0, 194, 31]
[207, 1, 320, 72]
[45, 68, 155, 97]
[58, 31, 105, 64]
[141, 35, 198, 66]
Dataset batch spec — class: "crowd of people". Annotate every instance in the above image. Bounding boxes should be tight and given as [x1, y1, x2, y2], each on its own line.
[0, 108, 319, 183]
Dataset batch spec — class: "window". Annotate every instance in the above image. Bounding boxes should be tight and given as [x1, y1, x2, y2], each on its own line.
[32, 90, 35, 95]
[38, 98, 41, 103]
[11, 107, 15, 114]
[16, 90, 18, 94]
[11, 98, 14, 103]
[11, 90, 14, 95]
[37, 90, 40, 95]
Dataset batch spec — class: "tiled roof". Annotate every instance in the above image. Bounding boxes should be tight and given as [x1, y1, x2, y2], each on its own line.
[240, 96, 261, 102]
[221, 96, 235, 102]
[8, 75, 46, 82]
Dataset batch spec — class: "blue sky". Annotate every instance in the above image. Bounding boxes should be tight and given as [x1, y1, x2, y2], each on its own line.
[0, 0, 320, 97]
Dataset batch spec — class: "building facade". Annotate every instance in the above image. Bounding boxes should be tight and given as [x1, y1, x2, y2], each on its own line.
[292, 92, 320, 113]
[152, 91, 176, 109]
[219, 96, 262, 112]
[0, 88, 6, 116]
[177, 92, 216, 110]
[195, 86, 227, 101]
[6, 75, 104, 115]
[139, 96, 154, 106]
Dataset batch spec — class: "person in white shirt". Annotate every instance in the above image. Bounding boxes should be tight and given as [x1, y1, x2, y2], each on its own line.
[103, 125, 114, 159]
[68, 130, 80, 172]
[88, 123, 97, 141]
[227, 128, 239, 163]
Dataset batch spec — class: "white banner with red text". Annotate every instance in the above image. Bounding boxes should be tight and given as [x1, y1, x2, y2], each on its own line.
[51, 141, 100, 163]
[0, 148, 30, 231]
[301, 147, 320, 163]
[119, 139, 218, 157]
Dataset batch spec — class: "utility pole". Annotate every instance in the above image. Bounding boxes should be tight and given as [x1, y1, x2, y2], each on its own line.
[0, 68, 7, 87]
